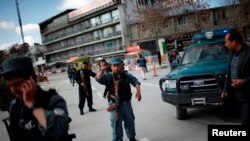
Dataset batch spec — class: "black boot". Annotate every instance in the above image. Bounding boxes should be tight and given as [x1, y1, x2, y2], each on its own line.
[89, 107, 97, 112]
[80, 109, 84, 115]
[129, 137, 138, 141]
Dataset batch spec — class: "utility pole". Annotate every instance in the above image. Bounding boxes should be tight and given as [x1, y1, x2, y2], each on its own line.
[15, 0, 25, 44]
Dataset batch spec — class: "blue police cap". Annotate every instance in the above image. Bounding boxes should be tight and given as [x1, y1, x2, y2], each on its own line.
[110, 58, 123, 65]
[2, 56, 34, 77]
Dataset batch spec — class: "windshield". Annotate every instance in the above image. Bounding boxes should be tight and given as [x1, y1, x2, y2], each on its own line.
[181, 42, 228, 65]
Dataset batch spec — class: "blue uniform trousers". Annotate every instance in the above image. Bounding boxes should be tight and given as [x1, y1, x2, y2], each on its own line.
[110, 101, 136, 141]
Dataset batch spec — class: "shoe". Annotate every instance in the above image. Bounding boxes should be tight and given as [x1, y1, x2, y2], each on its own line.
[80, 110, 84, 115]
[89, 108, 97, 112]
[129, 137, 138, 141]
[143, 78, 146, 80]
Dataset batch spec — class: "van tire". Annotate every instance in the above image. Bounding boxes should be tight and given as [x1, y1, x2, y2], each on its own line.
[176, 107, 188, 120]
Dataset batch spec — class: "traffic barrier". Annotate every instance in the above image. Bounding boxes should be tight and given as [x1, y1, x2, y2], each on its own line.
[152, 64, 157, 77]
[43, 75, 49, 84]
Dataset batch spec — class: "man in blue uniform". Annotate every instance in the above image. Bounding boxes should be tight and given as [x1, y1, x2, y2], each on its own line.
[96, 58, 142, 141]
[1, 56, 74, 141]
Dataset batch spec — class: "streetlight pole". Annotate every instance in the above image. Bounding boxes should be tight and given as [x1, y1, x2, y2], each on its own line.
[15, 0, 25, 44]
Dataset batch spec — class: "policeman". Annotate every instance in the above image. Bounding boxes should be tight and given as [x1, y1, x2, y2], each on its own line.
[96, 58, 142, 141]
[75, 61, 97, 115]
[1, 56, 74, 141]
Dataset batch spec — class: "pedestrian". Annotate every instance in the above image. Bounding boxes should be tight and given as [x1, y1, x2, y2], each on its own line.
[169, 49, 181, 70]
[137, 54, 147, 80]
[70, 66, 77, 86]
[157, 51, 162, 66]
[1, 56, 75, 141]
[96, 58, 142, 141]
[221, 31, 250, 126]
[75, 61, 97, 115]
[67, 66, 72, 83]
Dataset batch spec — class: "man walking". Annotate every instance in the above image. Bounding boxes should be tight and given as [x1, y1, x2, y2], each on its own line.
[221, 31, 250, 126]
[75, 62, 96, 115]
[137, 54, 147, 80]
[96, 58, 142, 141]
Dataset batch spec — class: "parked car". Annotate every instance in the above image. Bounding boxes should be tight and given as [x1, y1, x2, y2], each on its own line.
[159, 28, 234, 120]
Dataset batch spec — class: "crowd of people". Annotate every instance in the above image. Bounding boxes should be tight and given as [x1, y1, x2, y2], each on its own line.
[0, 30, 250, 141]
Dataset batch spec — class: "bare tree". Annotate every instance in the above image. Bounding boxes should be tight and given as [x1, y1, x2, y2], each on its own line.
[0, 50, 9, 65]
[219, 0, 250, 28]
[8, 44, 19, 56]
[240, 0, 250, 23]
[131, 0, 211, 53]
[19, 43, 30, 55]
[134, 0, 173, 39]
[181, 0, 211, 33]
[7, 43, 30, 56]
[134, 0, 211, 37]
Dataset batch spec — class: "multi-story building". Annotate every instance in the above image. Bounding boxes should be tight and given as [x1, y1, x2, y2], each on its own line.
[128, 0, 250, 55]
[40, 0, 250, 66]
[39, 0, 128, 65]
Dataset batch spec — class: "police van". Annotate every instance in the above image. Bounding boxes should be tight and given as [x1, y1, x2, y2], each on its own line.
[159, 28, 234, 119]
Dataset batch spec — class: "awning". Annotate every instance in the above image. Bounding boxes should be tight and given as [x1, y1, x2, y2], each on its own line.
[47, 61, 64, 67]
[95, 57, 104, 61]
[47, 62, 59, 67]
[125, 49, 147, 56]
[127, 45, 140, 52]
[66, 56, 78, 63]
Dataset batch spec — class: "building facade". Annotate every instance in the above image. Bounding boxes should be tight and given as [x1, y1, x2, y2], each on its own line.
[39, 0, 127, 65]
[128, 0, 250, 56]
[40, 0, 250, 65]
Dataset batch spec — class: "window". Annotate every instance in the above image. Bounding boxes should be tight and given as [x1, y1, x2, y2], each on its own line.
[93, 30, 102, 40]
[60, 41, 66, 48]
[75, 36, 83, 45]
[66, 27, 73, 35]
[140, 24, 146, 32]
[163, 18, 172, 27]
[90, 17, 100, 27]
[73, 24, 81, 33]
[101, 13, 112, 24]
[115, 24, 121, 32]
[112, 9, 119, 20]
[81, 21, 90, 29]
[176, 16, 187, 25]
[103, 27, 113, 38]
[94, 43, 104, 54]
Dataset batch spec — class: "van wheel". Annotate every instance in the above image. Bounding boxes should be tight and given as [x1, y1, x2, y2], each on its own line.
[176, 107, 188, 120]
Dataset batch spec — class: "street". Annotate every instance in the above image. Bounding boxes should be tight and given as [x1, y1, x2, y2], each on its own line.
[0, 66, 240, 141]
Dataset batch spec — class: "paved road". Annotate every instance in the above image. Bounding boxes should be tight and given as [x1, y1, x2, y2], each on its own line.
[0, 66, 240, 141]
